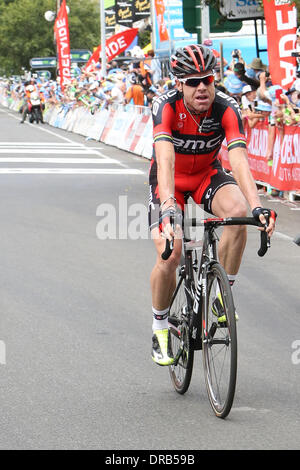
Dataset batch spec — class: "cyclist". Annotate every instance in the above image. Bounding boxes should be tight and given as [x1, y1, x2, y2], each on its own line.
[149, 44, 276, 366]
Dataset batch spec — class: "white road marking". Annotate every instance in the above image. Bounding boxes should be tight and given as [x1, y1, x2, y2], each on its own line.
[0, 157, 119, 164]
[0, 149, 111, 155]
[4, 109, 128, 167]
[274, 231, 294, 242]
[0, 168, 143, 175]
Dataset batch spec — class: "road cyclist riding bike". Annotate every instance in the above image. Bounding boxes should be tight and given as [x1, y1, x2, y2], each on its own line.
[148, 44, 276, 367]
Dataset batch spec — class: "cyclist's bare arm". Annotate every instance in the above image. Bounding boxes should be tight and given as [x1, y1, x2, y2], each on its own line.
[228, 147, 276, 236]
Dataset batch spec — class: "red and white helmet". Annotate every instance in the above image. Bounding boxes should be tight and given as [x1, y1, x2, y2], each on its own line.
[170, 44, 217, 78]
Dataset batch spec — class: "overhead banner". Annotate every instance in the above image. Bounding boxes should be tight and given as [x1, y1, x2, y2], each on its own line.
[85, 28, 139, 72]
[263, 0, 297, 90]
[154, 0, 169, 42]
[133, 0, 151, 21]
[54, 0, 71, 92]
[116, 0, 133, 27]
[105, 0, 116, 32]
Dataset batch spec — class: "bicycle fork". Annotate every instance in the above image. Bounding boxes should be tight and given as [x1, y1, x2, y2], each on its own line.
[191, 260, 217, 348]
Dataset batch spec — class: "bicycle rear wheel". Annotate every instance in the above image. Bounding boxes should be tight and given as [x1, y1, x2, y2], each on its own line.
[168, 263, 194, 395]
[202, 262, 237, 418]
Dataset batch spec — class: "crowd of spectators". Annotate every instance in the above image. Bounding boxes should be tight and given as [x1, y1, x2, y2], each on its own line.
[0, 39, 299, 197]
[1, 40, 299, 125]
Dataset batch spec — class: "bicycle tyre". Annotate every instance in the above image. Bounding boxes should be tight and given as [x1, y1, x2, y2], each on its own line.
[168, 263, 194, 395]
[202, 262, 237, 418]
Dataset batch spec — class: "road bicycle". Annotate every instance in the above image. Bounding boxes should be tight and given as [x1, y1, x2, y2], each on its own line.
[162, 203, 270, 419]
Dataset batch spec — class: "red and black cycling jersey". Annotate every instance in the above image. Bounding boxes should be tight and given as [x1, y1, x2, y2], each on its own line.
[151, 88, 246, 175]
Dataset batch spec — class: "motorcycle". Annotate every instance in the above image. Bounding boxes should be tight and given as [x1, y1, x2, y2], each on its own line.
[28, 92, 44, 124]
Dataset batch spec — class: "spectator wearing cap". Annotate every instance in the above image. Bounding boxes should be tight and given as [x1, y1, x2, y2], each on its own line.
[241, 84, 257, 110]
[246, 99, 271, 128]
[241, 85, 259, 127]
[233, 62, 260, 90]
[251, 101, 277, 178]
[223, 73, 244, 103]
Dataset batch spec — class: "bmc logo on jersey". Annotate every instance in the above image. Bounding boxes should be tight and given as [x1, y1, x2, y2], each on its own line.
[173, 134, 223, 152]
[152, 89, 177, 116]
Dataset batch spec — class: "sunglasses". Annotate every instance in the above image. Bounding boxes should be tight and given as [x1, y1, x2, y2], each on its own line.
[179, 74, 214, 87]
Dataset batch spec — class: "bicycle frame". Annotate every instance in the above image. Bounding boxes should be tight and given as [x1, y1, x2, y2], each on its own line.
[166, 214, 271, 416]
[171, 215, 269, 352]
[189, 224, 219, 350]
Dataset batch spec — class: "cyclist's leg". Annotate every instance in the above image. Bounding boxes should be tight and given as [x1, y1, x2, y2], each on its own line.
[149, 161, 183, 365]
[193, 165, 247, 276]
[150, 230, 182, 310]
[211, 184, 247, 276]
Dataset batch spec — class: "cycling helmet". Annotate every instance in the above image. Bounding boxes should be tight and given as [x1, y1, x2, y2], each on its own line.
[170, 44, 217, 78]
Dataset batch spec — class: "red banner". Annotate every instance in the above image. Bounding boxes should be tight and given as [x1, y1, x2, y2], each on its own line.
[154, 0, 169, 42]
[271, 125, 300, 190]
[54, 0, 71, 92]
[85, 28, 138, 73]
[220, 121, 300, 191]
[263, 0, 297, 90]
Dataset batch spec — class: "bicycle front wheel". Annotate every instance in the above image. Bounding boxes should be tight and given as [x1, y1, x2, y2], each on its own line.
[202, 262, 237, 418]
[168, 264, 194, 395]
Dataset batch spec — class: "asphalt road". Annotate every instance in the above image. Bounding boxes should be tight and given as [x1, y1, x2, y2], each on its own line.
[0, 105, 300, 450]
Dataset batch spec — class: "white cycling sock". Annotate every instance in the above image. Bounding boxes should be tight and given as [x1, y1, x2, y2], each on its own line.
[152, 307, 169, 331]
[227, 274, 236, 287]
[216, 274, 236, 297]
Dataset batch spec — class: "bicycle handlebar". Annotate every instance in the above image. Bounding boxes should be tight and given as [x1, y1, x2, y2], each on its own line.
[161, 216, 270, 260]
[161, 239, 173, 260]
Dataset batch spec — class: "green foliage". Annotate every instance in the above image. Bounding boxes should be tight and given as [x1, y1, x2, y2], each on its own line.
[138, 29, 151, 49]
[0, 0, 100, 75]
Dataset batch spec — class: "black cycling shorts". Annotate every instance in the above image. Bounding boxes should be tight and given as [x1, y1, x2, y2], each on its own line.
[148, 158, 237, 230]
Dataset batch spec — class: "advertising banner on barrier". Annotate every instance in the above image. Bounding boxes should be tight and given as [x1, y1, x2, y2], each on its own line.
[271, 125, 300, 190]
[263, 0, 297, 89]
[220, 121, 300, 191]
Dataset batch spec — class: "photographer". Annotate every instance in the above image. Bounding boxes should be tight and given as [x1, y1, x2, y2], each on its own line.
[229, 49, 246, 70]
[233, 62, 260, 90]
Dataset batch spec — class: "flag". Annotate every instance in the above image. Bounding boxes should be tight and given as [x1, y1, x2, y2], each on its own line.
[263, 0, 297, 90]
[154, 0, 169, 42]
[85, 28, 139, 73]
[54, 0, 71, 92]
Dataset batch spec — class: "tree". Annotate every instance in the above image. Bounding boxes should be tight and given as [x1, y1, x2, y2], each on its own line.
[0, 0, 100, 75]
